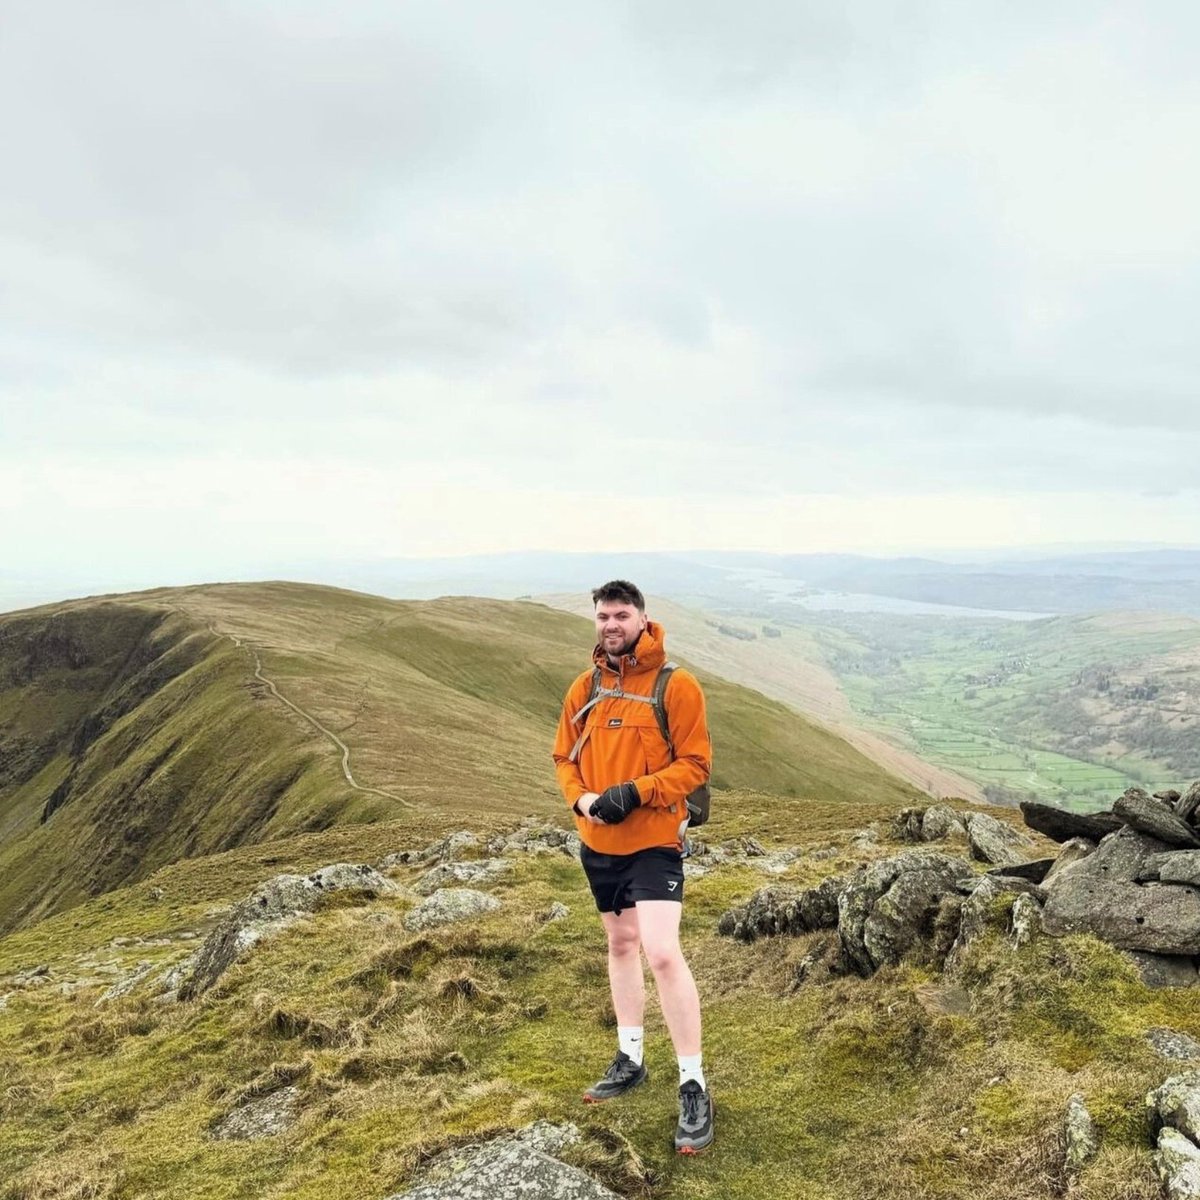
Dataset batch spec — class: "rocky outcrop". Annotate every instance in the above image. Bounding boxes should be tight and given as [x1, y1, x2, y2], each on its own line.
[837, 851, 971, 976]
[177, 864, 397, 1000]
[1114, 789, 1200, 848]
[386, 1121, 619, 1200]
[716, 876, 845, 943]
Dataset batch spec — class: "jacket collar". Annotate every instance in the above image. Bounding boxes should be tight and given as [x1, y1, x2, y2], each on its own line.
[592, 618, 667, 677]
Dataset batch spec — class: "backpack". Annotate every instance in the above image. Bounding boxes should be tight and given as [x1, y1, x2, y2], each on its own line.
[567, 661, 711, 826]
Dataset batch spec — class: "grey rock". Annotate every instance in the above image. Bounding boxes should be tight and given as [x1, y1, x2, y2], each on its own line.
[1064, 1092, 1099, 1174]
[1126, 953, 1200, 988]
[413, 859, 512, 896]
[211, 1087, 301, 1141]
[946, 875, 1040, 971]
[1114, 791, 1200, 849]
[1148, 1030, 1200, 1061]
[387, 1121, 617, 1200]
[542, 902, 570, 923]
[1151, 1073, 1200, 1144]
[1020, 801, 1122, 844]
[717, 875, 846, 943]
[1011, 893, 1042, 947]
[964, 812, 1029, 867]
[1159, 791, 1185, 805]
[838, 851, 972, 975]
[179, 864, 396, 1000]
[921, 805, 969, 841]
[1179, 783, 1200, 826]
[1044, 837, 1097, 882]
[310, 863, 399, 896]
[1144, 852, 1200, 887]
[488, 824, 578, 857]
[402, 889, 500, 932]
[379, 832, 481, 871]
[1042, 829, 1200, 955]
[1157, 1127, 1200, 1200]
[850, 827, 879, 848]
[97, 960, 156, 1004]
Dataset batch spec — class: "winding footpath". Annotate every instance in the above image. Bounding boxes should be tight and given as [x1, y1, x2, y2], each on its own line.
[214, 627, 414, 810]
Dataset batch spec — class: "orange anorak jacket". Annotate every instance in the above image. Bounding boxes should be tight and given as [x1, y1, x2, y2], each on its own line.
[552, 619, 711, 855]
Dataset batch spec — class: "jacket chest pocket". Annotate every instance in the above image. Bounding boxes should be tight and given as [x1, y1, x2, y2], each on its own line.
[589, 705, 670, 774]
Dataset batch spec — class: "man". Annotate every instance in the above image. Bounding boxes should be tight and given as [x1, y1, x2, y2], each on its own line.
[552, 579, 715, 1154]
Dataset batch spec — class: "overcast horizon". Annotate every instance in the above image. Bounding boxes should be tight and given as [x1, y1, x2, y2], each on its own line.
[5, 2, 1200, 599]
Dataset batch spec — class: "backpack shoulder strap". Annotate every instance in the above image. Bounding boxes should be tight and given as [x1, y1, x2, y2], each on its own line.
[567, 668, 604, 763]
[652, 662, 678, 755]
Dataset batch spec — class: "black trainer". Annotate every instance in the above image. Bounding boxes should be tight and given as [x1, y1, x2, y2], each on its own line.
[675, 1080, 715, 1153]
[582, 1051, 647, 1103]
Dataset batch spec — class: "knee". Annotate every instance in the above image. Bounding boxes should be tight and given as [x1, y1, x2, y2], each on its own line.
[607, 930, 640, 960]
[642, 940, 682, 976]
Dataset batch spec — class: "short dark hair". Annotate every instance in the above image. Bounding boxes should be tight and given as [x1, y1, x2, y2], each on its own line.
[592, 579, 645, 611]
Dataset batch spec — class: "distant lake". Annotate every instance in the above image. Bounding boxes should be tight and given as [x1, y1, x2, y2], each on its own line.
[786, 591, 1054, 621]
[727, 571, 1053, 621]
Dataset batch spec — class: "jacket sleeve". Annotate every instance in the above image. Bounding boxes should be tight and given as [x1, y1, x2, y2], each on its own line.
[552, 673, 592, 806]
[632, 669, 711, 809]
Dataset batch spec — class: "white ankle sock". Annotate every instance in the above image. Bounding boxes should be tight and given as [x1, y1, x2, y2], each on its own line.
[618, 1026, 644, 1066]
[678, 1053, 705, 1090]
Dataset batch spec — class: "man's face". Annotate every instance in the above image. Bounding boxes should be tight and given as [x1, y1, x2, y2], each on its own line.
[595, 600, 647, 658]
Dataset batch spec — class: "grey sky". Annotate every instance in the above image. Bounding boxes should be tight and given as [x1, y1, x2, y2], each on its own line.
[4, 1, 1200, 597]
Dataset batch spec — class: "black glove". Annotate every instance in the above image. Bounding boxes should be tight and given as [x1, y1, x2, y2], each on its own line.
[592, 782, 642, 824]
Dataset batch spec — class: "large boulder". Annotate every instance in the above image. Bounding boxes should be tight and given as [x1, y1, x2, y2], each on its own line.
[838, 851, 972, 976]
[1020, 801, 1122, 844]
[1114, 791, 1200, 849]
[1042, 830, 1200, 955]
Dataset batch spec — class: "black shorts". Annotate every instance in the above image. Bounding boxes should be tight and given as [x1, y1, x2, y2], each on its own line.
[580, 844, 684, 915]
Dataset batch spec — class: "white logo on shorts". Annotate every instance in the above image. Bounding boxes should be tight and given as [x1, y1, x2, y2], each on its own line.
[667, 881, 678, 891]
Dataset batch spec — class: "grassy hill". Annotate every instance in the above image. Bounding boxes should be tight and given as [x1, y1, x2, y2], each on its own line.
[0, 582, 925, 932]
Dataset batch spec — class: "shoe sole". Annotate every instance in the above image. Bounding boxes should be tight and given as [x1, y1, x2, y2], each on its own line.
[582, 1072, 647, 1104]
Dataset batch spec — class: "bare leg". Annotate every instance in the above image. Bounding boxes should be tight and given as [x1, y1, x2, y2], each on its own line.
[636, 900, 701, 1056]
[600, 907, 644, 1027]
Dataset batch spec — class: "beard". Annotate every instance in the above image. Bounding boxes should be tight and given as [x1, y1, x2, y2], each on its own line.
[604, 630, 643, 660]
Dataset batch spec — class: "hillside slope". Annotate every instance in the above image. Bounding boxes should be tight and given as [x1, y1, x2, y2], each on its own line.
[0, 582, 924, 931]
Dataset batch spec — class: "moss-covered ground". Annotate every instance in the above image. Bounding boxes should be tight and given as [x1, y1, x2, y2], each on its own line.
[1, 801, 1189, 1200]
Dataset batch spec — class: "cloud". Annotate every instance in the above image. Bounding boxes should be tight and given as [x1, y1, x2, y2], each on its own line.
[2, 1, 1199, 578]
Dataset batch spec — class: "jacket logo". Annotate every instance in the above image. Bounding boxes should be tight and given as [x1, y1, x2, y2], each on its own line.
[667, 880, 678, 891]
[607, 717, 623, 727]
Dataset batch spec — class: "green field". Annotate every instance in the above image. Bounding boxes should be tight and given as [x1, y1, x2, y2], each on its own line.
[788, 610, 1200, 811]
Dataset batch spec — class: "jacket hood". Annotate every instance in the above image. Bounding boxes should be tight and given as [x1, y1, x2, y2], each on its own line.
[591, 618, 667, 675]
